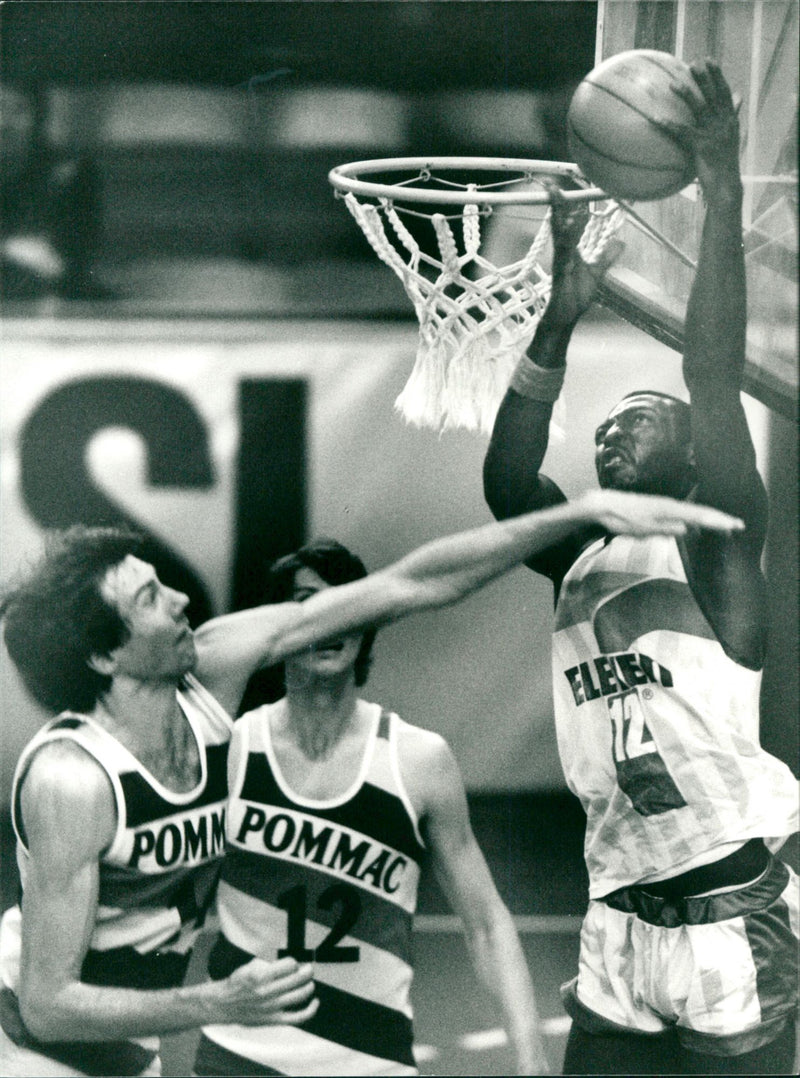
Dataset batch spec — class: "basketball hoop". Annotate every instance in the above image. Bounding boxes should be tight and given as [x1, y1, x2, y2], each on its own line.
[328, 157, 624, 434]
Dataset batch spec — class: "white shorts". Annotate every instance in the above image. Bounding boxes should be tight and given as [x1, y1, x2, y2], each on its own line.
[562, 858, 799, 1056]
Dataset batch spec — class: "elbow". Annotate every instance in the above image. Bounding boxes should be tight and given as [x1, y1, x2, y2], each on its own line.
[484, 441, 560, 522]
[381, 573, 464, 620]
[19, 987, 74, 1043]
[436, 580, 471, 609]
[408, 579, 465, 614]
[461, 913, 513, 978]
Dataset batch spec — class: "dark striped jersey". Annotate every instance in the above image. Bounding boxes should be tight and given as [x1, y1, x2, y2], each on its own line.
[200, 701, 427, 1076]
[552, 533, 799, 898]
[0, 673, 232, 1070]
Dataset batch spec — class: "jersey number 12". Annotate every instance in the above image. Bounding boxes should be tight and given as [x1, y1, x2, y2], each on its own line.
[278, 883, 361, 962]
[607, 689, 687, 816]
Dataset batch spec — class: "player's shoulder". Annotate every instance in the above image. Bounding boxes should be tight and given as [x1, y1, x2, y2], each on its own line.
[20, 739, 116, 847]
[393, 714, 450, 759]
[392, 717, 460, 799]
[24, 737, 112, 801]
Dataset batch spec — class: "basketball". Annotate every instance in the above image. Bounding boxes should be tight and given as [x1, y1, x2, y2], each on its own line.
[567, 50, 698, 201]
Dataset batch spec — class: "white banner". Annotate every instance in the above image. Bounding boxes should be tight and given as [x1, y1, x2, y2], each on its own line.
[1, 318, 572, 797]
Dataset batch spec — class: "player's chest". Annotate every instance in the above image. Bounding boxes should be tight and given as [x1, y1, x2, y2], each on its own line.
[274, 742, 367, 801]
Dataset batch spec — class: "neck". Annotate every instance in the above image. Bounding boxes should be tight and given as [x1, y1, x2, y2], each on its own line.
[282, 675, 360, 760]
[92, 675, 183, 757]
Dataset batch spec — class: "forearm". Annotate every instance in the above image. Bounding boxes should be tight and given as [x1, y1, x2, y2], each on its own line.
[527, 309, 576, 370]
[683, 180, 746, 393]
[484, 304, 575, 521]
[22, 976, 224, 1043]
[463, 910, 548, 1074]
[682, 189, 764, 518]
[390, 499, 588, 607]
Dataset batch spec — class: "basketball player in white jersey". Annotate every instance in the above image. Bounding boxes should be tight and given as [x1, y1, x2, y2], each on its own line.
[0, 493, 739, 1075]
[194, 538, 547, 1077]
[483, 60, 799, 1075]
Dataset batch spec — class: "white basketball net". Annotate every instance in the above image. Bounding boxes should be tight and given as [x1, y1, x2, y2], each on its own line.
[343, 188, 624, 434]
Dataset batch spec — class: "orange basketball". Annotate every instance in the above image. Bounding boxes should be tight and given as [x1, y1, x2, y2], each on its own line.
[567, 50, 697, 201]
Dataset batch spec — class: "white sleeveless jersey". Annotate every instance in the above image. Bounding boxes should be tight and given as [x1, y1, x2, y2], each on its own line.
[202, 702, 427, 1077]
[0, 673, 232, 996]
[552, 534, 799, 899]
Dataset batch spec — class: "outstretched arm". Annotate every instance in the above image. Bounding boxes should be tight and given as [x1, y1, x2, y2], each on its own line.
[483, 193, 620, 586]
[401, 727, 549, 1075]
[669, 61, 769, 665]
[195, 491, 743, 712]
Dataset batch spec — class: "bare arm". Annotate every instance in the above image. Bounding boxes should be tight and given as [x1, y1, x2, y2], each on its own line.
[678, 62, 767, 530]
[194, 491, 744, 710]
[401, 728, 548, 1075]
[484, 194, 621, 587]
[17, 741, 317, 1042]
[669, 61, 768, 665]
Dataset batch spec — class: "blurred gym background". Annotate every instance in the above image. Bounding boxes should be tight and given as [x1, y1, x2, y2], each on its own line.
[1, 3, 796, 1074]
[1, 1, 594, 311]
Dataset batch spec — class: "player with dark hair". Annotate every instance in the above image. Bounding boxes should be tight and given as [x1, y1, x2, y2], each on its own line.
[483, 60, 799, 1075]
[0, 492, 740, 1075]
[194, 537, 547, 1076]
[0, 526, 318, 1078]
[265, 538, 378, 688]
[2, 528, 151, 714]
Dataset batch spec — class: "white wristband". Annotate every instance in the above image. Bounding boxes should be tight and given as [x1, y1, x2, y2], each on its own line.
[509, 358, 565, 403]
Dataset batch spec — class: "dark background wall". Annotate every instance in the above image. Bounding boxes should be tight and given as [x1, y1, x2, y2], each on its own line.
[2, 2, 597, 90]
[1, 2, 597, 295]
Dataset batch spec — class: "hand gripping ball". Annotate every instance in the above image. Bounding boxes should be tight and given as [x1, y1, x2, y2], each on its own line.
[567, 49, 698, 201]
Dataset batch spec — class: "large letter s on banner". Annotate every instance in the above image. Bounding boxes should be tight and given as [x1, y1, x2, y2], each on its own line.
[19, 376, 215, 624]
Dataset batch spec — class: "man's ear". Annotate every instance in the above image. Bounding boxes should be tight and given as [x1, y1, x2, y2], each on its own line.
[88, 652, 115, 676]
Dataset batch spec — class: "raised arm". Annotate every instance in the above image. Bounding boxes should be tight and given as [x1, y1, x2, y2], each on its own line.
[677, 61, 767, 531]
[17, 742, 317, 1043]
[669, 61, 769, 665]
[400, 727, 548, 1075]
[195, 491, 743, 711]
[483, 193, 619, 586]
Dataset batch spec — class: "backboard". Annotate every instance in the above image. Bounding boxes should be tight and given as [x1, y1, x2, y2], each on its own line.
[595, 0, 798, 419]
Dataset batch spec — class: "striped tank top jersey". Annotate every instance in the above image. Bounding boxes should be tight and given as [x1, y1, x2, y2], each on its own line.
[199, 702, 427, 1077]
[0, 672, 232, 1076]
[551, 534, 799, 899]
